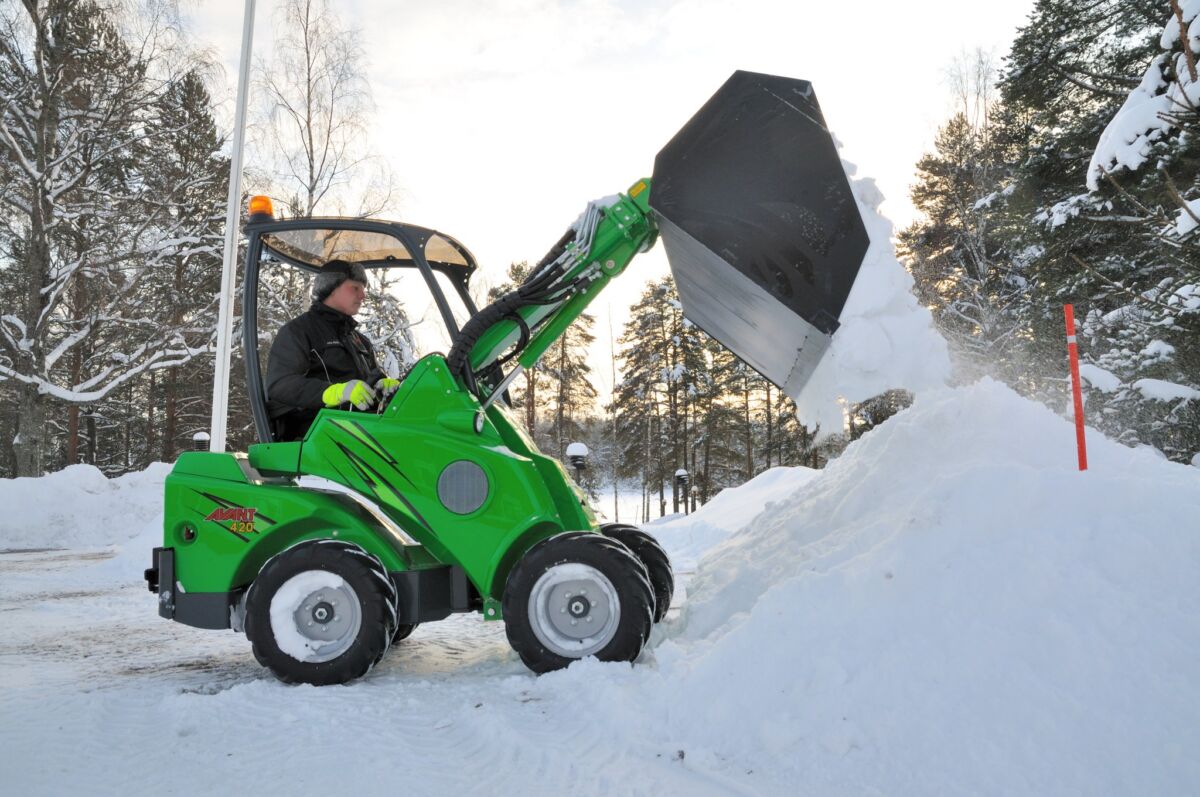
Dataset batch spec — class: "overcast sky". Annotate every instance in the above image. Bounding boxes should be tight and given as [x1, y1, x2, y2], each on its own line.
[186, 0, 1035, 398]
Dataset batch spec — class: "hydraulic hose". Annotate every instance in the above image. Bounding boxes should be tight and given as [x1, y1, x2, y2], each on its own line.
[446, 225, 583, 391]
[446, 290, 527, 383]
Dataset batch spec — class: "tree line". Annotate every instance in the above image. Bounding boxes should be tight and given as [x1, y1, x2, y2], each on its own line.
[4, 0, 1191, 490]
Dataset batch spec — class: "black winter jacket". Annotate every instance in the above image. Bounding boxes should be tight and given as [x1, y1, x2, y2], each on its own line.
[266, 302, 383, 441]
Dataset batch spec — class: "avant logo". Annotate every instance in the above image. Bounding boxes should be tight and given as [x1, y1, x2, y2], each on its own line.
[204, 507, 258, 523]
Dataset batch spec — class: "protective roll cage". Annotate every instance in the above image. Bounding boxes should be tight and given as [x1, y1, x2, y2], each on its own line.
[242, 216, 481, 444]
[243, 214, 595, 445]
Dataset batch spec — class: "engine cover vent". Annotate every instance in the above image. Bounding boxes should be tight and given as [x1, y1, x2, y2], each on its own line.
[437, 460, 489, 515]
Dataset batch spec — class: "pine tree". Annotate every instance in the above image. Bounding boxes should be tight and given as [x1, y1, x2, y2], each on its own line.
[614, 279, 674, 515]
[542, 312, 597, 460]
[993, 0, 1163, 397]
[615, 277, 754, 513]
[1067, 0, 1200, 460]
[898, 99, 1026, 383]
[692, 338, 751, 500]
[140, 69, 230, 462]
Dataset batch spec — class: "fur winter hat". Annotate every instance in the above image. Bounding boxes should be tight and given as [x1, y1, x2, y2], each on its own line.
[312, 259, 368, 303]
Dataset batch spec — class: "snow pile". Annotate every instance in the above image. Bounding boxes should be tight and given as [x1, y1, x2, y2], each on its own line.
[0, 463, 168, 551]
[793, 161, 950, 433]
[637, 378, 1200, 791]
[648, 466, 819, 570]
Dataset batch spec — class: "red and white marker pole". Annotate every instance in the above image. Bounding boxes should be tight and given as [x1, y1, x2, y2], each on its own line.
[1064, 304, 1088, 471]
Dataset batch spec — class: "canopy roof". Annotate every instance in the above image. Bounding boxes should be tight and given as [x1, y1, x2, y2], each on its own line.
[259, 220, 477, 275]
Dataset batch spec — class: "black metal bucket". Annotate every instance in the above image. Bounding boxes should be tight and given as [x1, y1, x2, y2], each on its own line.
[651, 71, 870, 395]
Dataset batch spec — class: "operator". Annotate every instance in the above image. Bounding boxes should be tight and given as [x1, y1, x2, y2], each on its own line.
[266, 259, 401, 441]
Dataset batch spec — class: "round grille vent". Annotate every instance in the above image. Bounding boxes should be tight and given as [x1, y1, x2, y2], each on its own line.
[437, 460, 489, 515]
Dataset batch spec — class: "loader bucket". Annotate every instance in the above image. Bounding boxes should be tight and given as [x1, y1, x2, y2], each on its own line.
[650, 71, 870, 396]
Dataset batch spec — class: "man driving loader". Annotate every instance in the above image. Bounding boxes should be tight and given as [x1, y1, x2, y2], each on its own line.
[266, 259, 401, 441]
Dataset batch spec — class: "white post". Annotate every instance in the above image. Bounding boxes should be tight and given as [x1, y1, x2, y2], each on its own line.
[209, 0, 258, 452]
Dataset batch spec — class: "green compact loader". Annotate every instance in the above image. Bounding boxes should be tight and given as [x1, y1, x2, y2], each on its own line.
[145, 71, 871, 685]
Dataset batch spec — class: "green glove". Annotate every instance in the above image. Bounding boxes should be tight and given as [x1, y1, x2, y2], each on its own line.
[322, 379, 376, 410]
[374, 377, 401, 401]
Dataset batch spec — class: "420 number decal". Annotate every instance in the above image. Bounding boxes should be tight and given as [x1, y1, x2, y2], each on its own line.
[205, 506, 259, 535]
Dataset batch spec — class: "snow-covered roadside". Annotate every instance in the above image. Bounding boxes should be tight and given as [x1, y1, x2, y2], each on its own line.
[0, 462, 170, 552]
[2, 379, 1199, 795]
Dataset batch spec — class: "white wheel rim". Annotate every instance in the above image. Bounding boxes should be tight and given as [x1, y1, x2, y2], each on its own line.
[269, 570, 362, 663]
[528, 563, 621, 658]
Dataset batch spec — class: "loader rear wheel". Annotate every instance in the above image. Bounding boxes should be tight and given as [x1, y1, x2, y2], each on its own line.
[245, 540, 397, 686]
[504, 533, 654, 674]
[601, 524, 674, 623]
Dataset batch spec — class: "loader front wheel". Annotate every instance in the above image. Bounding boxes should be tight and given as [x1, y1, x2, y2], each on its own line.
[600, 523, 674, 623]
[245, 541, 397, 685]
[504, 533, 654, 674]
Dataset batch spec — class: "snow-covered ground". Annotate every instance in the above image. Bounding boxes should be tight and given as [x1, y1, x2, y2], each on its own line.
[3, 379, 1199, 795]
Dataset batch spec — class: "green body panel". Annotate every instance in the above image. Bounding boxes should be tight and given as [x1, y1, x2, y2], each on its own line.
[247, 442, 301, 476]
[163, 455, 437, 594]
[163, 356, 596, 602]
[296, 355, 595, 597]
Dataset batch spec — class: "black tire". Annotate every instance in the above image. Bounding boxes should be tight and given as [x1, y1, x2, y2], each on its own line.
[245, 540, 398, 685]
[503, 532, 654, 674]
[392, 623, 418, 644]
[601, 523, 674, 623]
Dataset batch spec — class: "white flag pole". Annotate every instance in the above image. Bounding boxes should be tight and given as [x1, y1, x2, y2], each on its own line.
[209, 0, 258, 452]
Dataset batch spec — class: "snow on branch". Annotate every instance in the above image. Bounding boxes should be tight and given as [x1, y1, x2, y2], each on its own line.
[1088, 1, 1200, 190]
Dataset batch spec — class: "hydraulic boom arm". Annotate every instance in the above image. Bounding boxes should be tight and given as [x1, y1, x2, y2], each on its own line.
[445, 179, 658, 399]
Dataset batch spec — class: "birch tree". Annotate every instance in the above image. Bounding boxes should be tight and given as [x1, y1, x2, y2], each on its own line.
[253, 0, 394, 218]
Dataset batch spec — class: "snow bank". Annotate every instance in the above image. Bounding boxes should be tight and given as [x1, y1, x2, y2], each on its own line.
[638, 378, 1200, 791]
[792, 161, 950, 434]
[0, 463, 168, 551]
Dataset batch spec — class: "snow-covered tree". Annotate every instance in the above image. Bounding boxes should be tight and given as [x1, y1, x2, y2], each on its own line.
[1068, 0, 1200, 459]
[992, 0, 1164, 404]
[140, 69, 229, 461]
[905, 0, 1200, 462]
[898, 52, 1029, 384]
[0, 1, 223, 475]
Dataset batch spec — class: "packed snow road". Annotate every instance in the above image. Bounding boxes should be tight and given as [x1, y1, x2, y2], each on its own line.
[0, 548, 754, 796]
[4, 380, 1200, 795]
